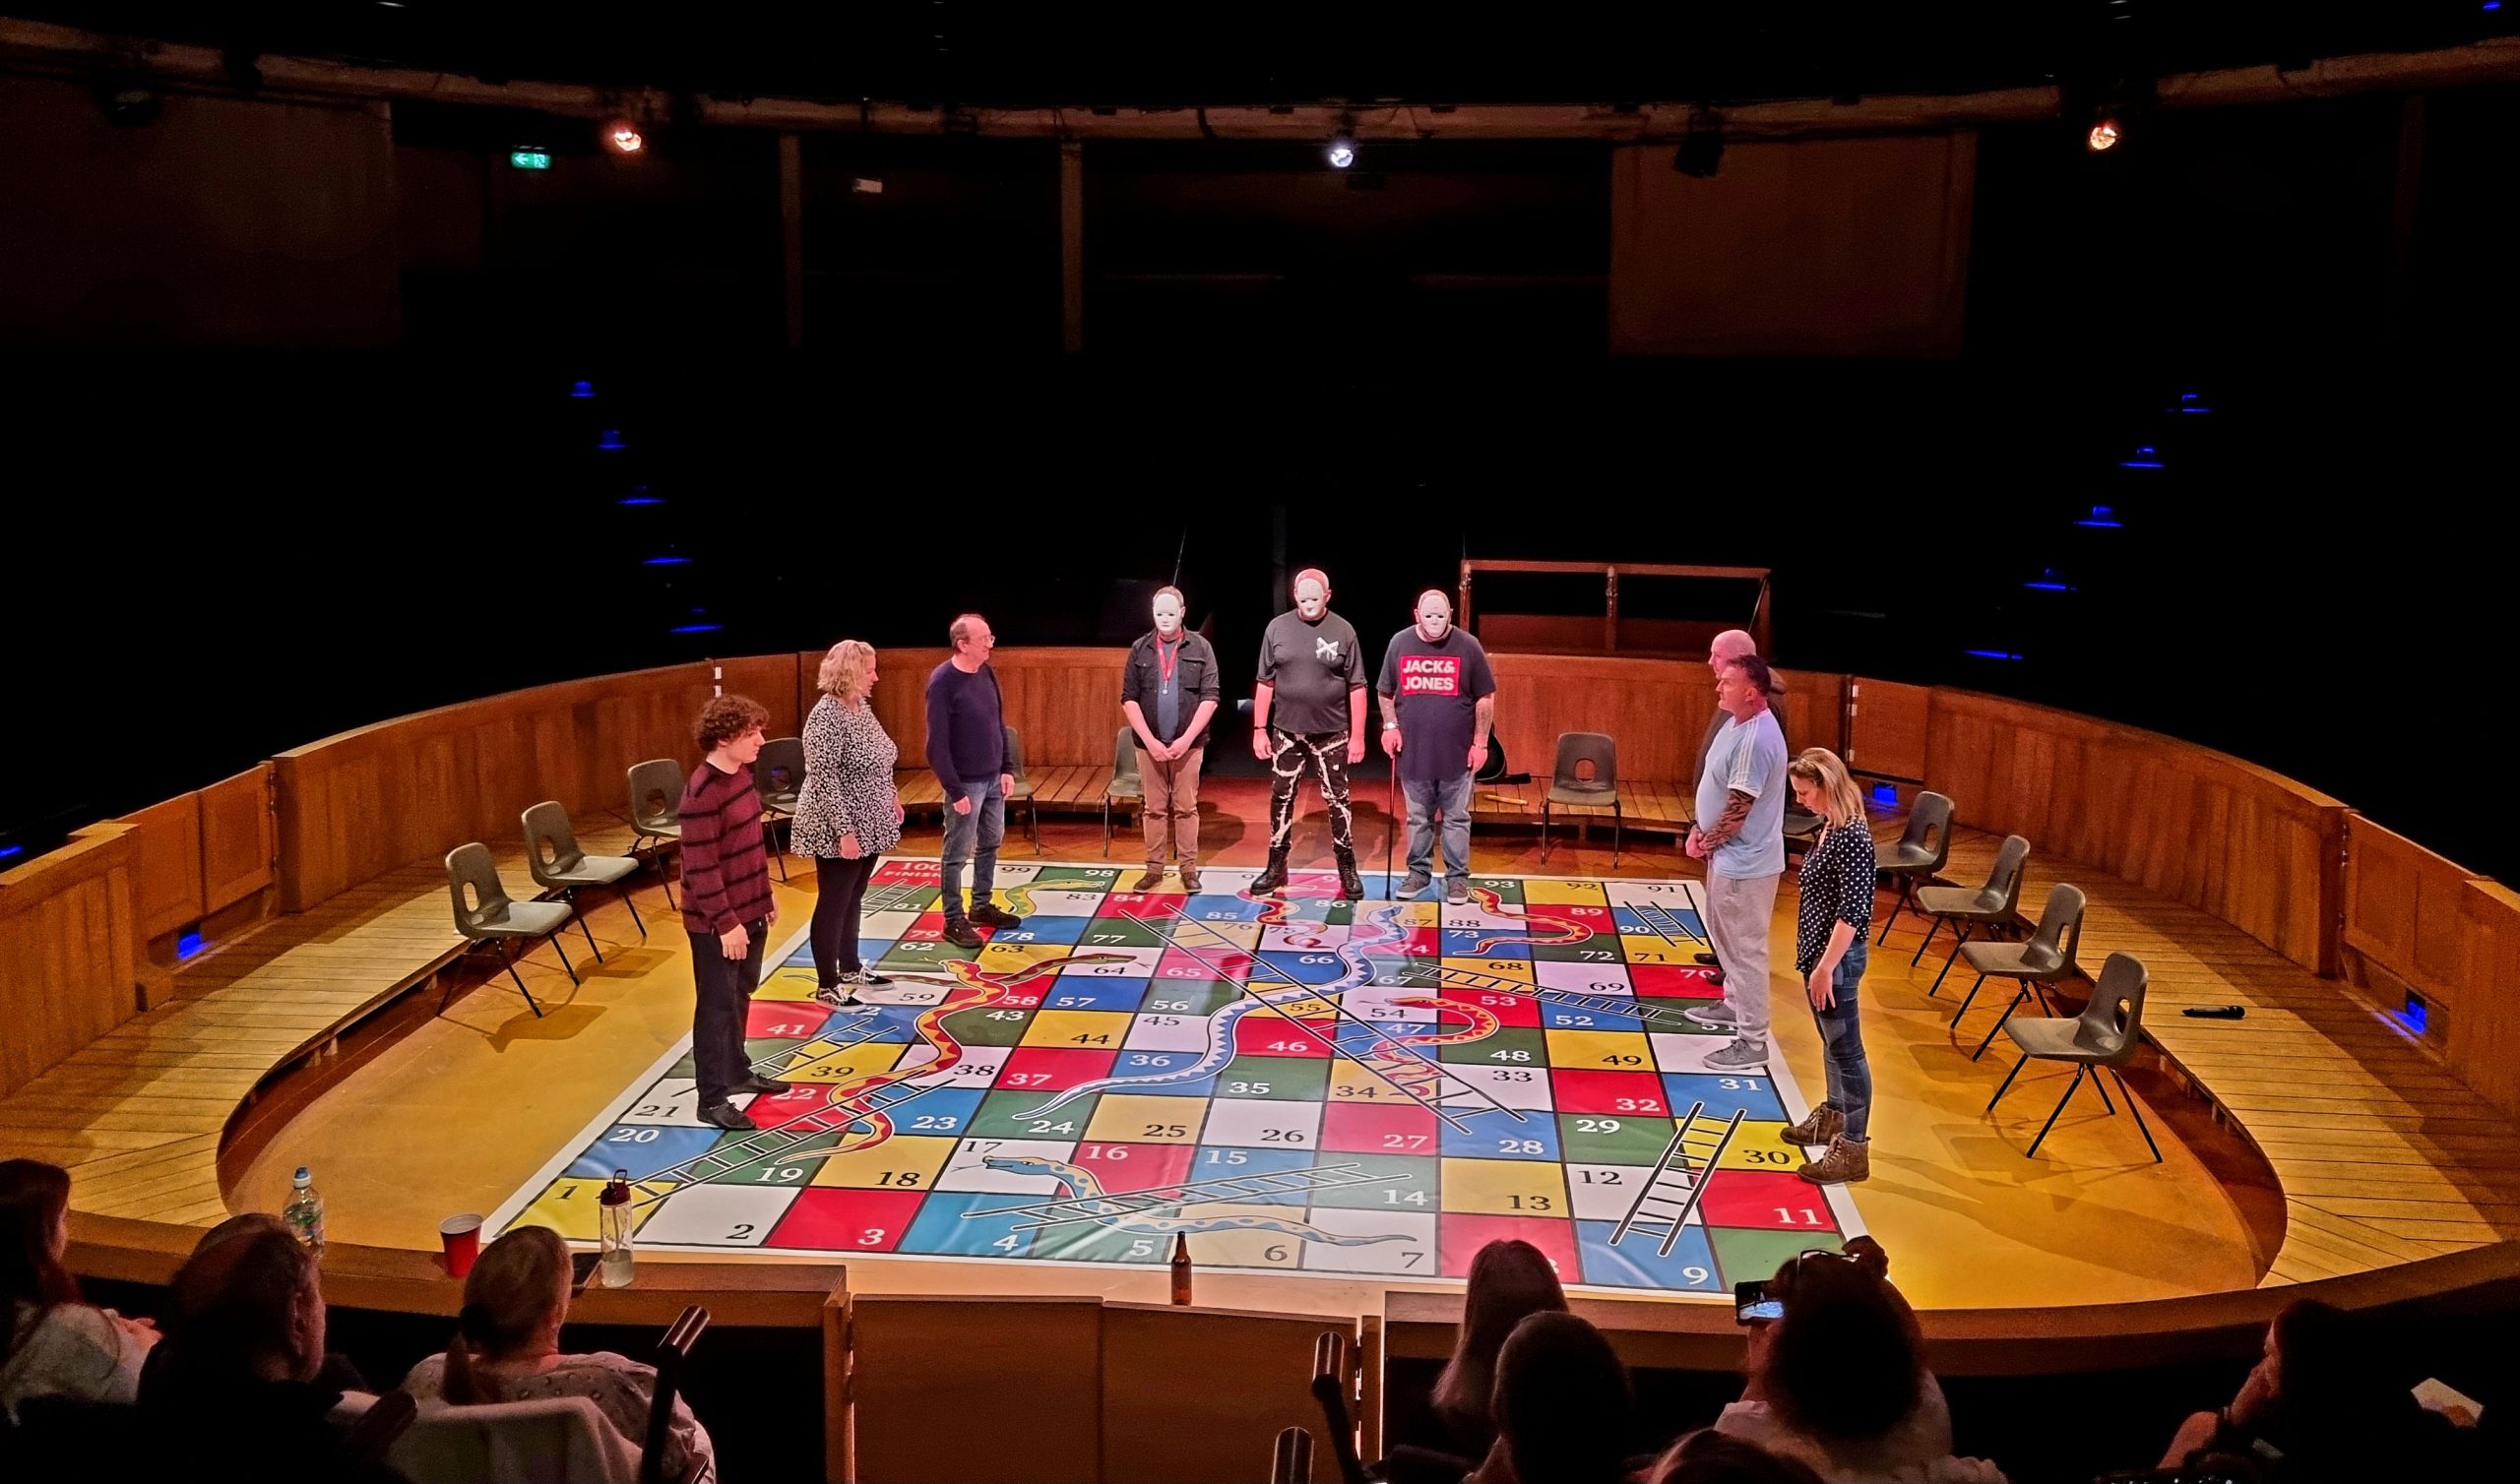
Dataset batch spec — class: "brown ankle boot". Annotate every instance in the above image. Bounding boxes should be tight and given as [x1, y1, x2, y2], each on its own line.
[1180, 865, 1203, 893]
[1780, 1103, 1845, 1147]
[1132, 866, 1166, 892]
[1797, 1135, 1870, 1185]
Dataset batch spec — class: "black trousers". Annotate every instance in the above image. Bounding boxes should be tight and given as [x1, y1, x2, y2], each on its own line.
[689, 917, 767, 1106]
[811, 854, 879, 985]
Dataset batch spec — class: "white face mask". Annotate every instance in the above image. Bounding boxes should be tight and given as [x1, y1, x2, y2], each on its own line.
[1153, 596, 1183, 637]
[1416, 601, 1452, 642]
[1294, 582, 1328, 620]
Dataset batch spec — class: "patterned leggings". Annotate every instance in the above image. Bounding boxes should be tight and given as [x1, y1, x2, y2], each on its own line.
[1266, 728, 1355, 860]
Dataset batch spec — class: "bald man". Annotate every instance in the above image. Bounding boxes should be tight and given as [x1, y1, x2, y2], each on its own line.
[1251, 569, 1368, 898]
[1377, 588, 1496, 904]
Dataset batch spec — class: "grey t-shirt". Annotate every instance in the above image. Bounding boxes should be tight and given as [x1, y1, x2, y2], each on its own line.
[1257, 609, 1365, 734]
[1696, 709, 1790, 879]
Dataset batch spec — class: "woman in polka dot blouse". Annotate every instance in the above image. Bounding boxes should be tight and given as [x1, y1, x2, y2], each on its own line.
[1780, 747, 1878, 1185]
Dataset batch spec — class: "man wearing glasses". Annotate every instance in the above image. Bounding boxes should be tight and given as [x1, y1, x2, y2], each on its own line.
[1377, 588, 1496, 905]
[926, 612, 1024, 950]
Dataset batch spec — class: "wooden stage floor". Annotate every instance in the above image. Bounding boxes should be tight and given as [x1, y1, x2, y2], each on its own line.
[182, 779, 2294, 1315]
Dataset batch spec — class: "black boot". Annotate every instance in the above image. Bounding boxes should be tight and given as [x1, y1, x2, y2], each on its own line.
[1249, 852, 1289, 894]
[1335, 852, 1365, 902]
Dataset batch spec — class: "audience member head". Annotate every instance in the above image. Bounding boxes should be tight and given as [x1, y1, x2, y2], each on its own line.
[1649, 1429, 1825, 1484]
[1, 1159, 80, 1349]
[158, 1226, 326, 1389]
[1492, 1310, 1633, 1484]
[442, 1226, 571, 1405]
[818, 640, 878, 704]
[1432, 1238, 1569, 1437]
[190, 1211, 290, 1259]
[1786, 748, 1866, 829]
[1708, 629, 1757, 673]
[1754, 1249, 1923, 1447]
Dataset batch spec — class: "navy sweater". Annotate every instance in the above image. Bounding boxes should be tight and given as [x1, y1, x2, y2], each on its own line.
[925, 660, 1007, 795]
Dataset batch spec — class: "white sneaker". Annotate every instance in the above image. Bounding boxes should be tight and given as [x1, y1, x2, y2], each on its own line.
[1682, 1001, 1737, 1027]
[1703, 1038, 1771, 1070]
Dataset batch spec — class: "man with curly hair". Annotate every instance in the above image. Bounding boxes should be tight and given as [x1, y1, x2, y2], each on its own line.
[679, 694, 790, 1131]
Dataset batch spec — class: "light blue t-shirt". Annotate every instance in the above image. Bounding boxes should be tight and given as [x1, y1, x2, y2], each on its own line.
[1695, 709, 1789, 879]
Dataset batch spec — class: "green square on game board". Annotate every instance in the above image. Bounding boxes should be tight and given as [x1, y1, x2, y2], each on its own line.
[879, 938, 977, 970]
[1074, 917, 1166, 950]
[1558, 1111, 1682, 1165]
[1212, 1055, 1329, 1102]
[1438, 1027, 1549, 1068]
[1138, 982, 1244, 1016]
[968, 1088, 1102, 1141]
[941, 1007, 1038, 1047]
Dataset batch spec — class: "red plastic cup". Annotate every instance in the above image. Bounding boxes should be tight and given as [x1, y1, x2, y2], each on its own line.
[439, 1213, 483, 1278]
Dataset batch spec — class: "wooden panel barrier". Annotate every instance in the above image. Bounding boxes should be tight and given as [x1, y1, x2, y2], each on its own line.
[273, 660, 800, 912]
[121, 792, 205, 940]
[2345, 814, 2476, 1009]
[198, 763, 276, 913]
[0, 823, 144, 1098]
[850, 1294, 1105, 1484]
[1920, 688, 2348, 976]
[2456, 882, 2520, 1122]
[1847, 676, 1931, 780]
[1102, 1302, 1332, 1484]
[816, 646, 1133, 772]
[1484, 654, 1843, 791]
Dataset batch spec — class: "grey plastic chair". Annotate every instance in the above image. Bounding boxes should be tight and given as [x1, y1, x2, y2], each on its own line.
[445, 842, 576, 1017]
[1541, 732, 1621, 866]
[523, 800, 646, 964]
[626, 758, 683, 910]
[755, 737, 804, 882]
[1912, 834, 2030, 994]
[1872, 790, 1955, 944]
[1102, 725, 1144, 858]
[1003, 724, 1041, 854]
[1952, 882, 2085, 1060]
[1985, 951, 2161, 1162]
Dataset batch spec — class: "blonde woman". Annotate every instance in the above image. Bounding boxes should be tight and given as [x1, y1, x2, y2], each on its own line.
[794, 641, 904, 1007]
[1781, 747, 1878, 1185]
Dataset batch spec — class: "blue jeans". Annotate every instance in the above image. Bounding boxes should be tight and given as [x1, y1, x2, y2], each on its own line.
[1403, 772, 1474, 882]
[939, 777, 1005, 921]
[1810, 940, 1873, 1142]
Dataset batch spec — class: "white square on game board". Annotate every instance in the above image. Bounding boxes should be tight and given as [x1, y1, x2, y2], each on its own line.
[1564, 1163, 1663, 1222]
[616, 1080, 731, 1129]
[1122, 1012, 1216, 1052]
[1342, 986, 1439, 1024]
[934, 1138, 1083, 1193]
[1604, 880, 1701, 908]
[1533, 961, 1636, 996]
[1649, 1033, 1768, 1075]
[1443, 1065, 1557, 1112]
[1441, 901, 1527, 934]
[1259, 922, 1351, 953]
[1016, 889, 1107, 917]
[1060, 947, 1164, 977]
[1295, 1208, 1438, 1276]
[902, 1045, 1009, 1087]
[1199, 1097, 1325, 1151]
[630, 1182, 803, 1248]
[862, 910, 922, 941]
[989, 864, 1047, 887]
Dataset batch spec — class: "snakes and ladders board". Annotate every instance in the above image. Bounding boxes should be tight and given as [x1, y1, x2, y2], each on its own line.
[492, 860, 1863, 1297]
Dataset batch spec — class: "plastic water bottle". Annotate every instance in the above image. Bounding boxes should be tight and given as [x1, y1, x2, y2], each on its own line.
[598, 1170, 635, 1287]
[283, 1166, 326, 1252]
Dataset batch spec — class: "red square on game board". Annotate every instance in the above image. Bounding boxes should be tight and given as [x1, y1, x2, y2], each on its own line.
[766, 1187, 928, 1252]
[1320, 1099, 1442, 1155]
[1628, 964, 1721, 998]
[996, 1047, 1118, 1092]
[1157, 947, 1253, 982]
[1367, 927, 1441, 958]
[1099, 892, 1183, 916]
[875, 860, 940, 884]
[1548, 1070, 1671, 1117]
[1438, 1214, 1582, 1278]
[1069, 1141, 1195, 1190]
[747, 1001, 831, 1039]
[1441, 989, 1544, 1027]
[743, 1085, 853, 1130]
[1694, 1171, 1840, 1232]
[1232, 1018, 1334, 1058]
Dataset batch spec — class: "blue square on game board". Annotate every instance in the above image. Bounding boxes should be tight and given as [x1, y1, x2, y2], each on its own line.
[1442, 928, 1529, 958]
[870, 1085, 989, 1139]
[1542, 1001, 1650, 1030]
[1037, 979, 1151, 1014]
[1184, 1144, 1314, 1202]
[1442, 1115, 1563, 1162]
[984, 916, 1088, 946]
[1612, 905, 1703, 938]
[1181, 895, 1268, 922]
[1256, 949, 1352, 985]
[567, 1126, 727, 1182]
[898, 1189, 1040, 1259]
[1574, 1218, 1725, 1292]
[1662, 1073, 1788, 1123]
[823, 1005, 922, 1043]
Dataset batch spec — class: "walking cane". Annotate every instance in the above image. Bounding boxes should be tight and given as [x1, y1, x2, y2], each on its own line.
[1384, 765, 1398, 894]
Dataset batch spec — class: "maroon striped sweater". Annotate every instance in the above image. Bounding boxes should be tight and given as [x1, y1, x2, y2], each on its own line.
[678, 761, 774, 935]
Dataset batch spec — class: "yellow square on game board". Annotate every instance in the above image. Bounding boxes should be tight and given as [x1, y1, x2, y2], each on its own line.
[1544, 1029, 1656, 1072]
[1716, 1122, 1802, 1172]
[1086, 1094, 1209, 1144]
[781, 1040, 911, 1084]
[1436, 1158, 1570, 1217]
[1021, 1009, 1136, 1049]
[1440, 956, 1536, 984]
[1525, 880, 1609, 905]
[754, 964, 827, 1002]
[1619, 936, 1700, 964]
[509, 1176, 677, 1241]
[810, 1134, 959, 1189]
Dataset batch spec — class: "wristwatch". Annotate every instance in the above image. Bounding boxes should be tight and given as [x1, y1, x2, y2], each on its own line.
[1382, 722, 1400, 730]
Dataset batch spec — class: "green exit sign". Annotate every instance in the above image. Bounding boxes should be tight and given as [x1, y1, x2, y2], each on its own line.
[509, 148, 552, 171]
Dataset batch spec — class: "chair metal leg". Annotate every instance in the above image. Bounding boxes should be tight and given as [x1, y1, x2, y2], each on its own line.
[1972, 989, 2029, 1060]
[1912, 916, 1940, 965]
[1875, 893, 1906, 946]
[1612, 802, 1621, 868]
[770, 820, 788, 881]
[1949, 971, 1990, 1024]
[1102, 799, 1112, 858]
[620, 883, 647, 941]
[548, 931, 579, 986]
[567, 889, 605, 964]
[1986, 1052, 2030, 1111]
[1539, 803, 1550, 863]
[501, 940, 545, 1018]
[1928, 930, 1969, 994]
[2026, 1066, 2087, 1156]
[2110, 1068, 2164, 1162]
[2092, 1068, 2117, 1114]
[1027, 799, 1041, 854]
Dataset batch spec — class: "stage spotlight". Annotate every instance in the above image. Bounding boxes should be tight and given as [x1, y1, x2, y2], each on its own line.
[2087, 116, 2122, 152]
[1326, 130, 1356, 169]
[1672, 110, 1724, 177]
[602, 118, 645, 155]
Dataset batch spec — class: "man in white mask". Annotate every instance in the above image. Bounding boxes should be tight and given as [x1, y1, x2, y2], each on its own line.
[1250, 568, 1368, 898]
[1120, 586, 1221, 892]
[1376, 588, 1496, 904]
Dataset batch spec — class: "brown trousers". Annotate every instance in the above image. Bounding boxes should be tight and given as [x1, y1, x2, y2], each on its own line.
[1137, 743, 1205, 867]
